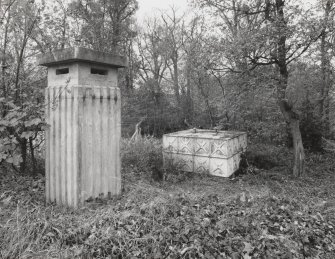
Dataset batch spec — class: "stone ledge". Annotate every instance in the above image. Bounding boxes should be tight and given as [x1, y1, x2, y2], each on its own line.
[37, 47, 128, 68]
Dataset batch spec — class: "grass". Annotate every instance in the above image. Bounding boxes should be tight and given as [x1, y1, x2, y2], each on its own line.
[0, 137, 335, 258]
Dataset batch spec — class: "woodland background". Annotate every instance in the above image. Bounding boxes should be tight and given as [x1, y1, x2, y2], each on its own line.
[0, 1, 335, 258]
[0, 0, 334, 176]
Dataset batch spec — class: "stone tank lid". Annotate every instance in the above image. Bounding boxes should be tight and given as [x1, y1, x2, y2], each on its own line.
[164, 129, 246, 140]
[37, 47, 128, 68]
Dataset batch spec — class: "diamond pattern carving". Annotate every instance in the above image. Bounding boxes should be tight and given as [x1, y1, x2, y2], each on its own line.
[179, 137, 193, 154]
[194, 139, 209, 155]
[163, 129, 247, 177]
[211, 141, 228, 157]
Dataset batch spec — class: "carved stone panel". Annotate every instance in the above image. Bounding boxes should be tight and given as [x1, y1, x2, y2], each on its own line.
[163, 129, 247, 178]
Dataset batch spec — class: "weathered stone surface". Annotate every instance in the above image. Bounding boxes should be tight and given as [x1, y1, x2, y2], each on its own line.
[46, 62, 118, 88]
[163, 129, 247, 177]
[38, 47, 127, 68]
[41, 47, 126, 207]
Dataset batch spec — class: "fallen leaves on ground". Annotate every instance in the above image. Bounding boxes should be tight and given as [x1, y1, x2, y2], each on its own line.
[0, 151, 334, 258]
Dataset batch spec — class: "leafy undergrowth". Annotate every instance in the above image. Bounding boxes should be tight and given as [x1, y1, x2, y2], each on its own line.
[0, 142, 335, 259]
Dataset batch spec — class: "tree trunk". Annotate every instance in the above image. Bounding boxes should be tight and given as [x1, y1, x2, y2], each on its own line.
[172, 55, 180, 107]
[20, 138, 27, 174]
[125, 39, 134, 90]
[279, 100, 305, 177]
[185, 82, 193, 121]
[29, 137, 36, 174]
[319, 0, 333, 135]
[197, 75, 214, 127]
[289, 119, 305, 177]
[1, 5, 10, 117]
[110, 2, 122, 53]
[184, 57, 194, 122]
[275, 0, 305, 176]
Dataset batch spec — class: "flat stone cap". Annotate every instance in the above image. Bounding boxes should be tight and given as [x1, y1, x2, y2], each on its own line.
[37, 47, 127, 68]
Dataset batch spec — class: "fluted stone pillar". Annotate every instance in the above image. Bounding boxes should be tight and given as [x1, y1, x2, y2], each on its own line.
[38, 47, 127, 207]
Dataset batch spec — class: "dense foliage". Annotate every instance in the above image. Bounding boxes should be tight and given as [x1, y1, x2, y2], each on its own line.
[1, 139, 335, 258]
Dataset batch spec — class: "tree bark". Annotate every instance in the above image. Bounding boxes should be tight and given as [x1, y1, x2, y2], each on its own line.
[275, 0, 305, 177]
[290, 119, 305, 176]
[184, 55, 194, 122]
[279, 100, 305, 176]
[185, 78, 193, 122]
[197, 75, 214, 127]
[29, 137, 36, 174]
[1, 5, 10, 117]
[20, 138, 27, 174]
[319, 0, 333, 135]
[172, 54, 180, 107]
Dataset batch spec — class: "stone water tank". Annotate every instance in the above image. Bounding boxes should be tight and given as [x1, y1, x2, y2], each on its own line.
[163, 129, 247, 177]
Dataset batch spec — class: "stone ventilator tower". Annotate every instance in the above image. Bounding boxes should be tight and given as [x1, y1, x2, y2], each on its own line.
[38, 47, 127, 207]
